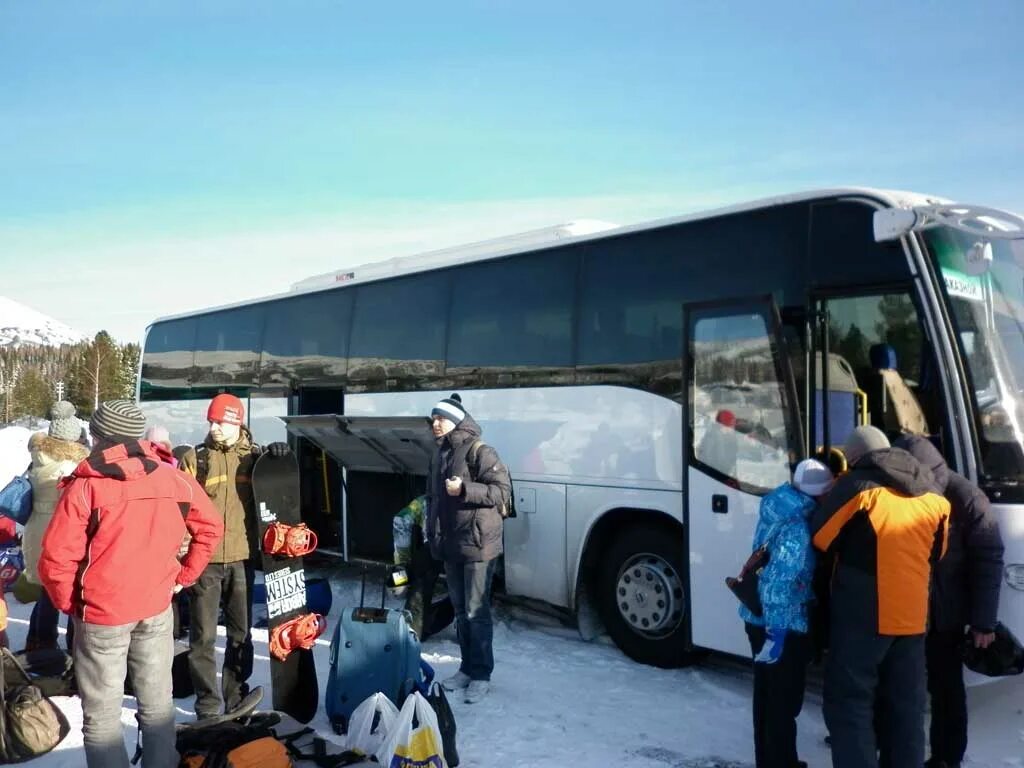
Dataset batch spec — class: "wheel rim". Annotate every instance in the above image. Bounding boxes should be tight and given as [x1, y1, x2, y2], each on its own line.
[615, 552, 685, 638]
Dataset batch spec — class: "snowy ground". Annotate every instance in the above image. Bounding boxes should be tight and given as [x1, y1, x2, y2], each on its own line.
[4, 567, 1024, 768]
[3, 424, 1024, 767]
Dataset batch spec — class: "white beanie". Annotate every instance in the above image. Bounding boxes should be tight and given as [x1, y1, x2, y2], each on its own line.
[793, 458, 834, 497]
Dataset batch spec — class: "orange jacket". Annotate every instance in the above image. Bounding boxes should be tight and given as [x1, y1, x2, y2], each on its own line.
[39, 440, 224, 626]
[812, 447, 950, 636]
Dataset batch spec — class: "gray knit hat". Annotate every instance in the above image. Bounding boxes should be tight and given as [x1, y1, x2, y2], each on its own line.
[90, 399, 146, 441]
[48, 400, 81, 442]
[844, 425, 891, 467]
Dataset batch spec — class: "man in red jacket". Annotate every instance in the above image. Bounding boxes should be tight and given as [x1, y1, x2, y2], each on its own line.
[39, 400, 223, 768]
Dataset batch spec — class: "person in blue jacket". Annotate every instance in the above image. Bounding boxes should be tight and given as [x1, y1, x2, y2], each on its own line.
[740, 458, 834, 768]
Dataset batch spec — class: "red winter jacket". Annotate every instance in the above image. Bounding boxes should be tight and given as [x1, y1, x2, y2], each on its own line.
[39, 440, 224, 626]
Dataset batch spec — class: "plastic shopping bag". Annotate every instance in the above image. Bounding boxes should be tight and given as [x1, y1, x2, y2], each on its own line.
[346, 692, 400, 757]
[374, 691, 447, 768]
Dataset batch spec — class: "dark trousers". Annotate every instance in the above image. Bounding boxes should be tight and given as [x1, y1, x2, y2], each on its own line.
[27, 590, 74, 652]
[445, 558, 496, 681]
[188, 561, 254, 717]
[926, 629, 968, 764]
[746, 623, 810, 768]
[27, 590, 60, 649]
[824, 625, 926, 768]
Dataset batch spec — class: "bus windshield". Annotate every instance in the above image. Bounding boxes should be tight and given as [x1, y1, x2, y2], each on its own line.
[925, 225, 1024, 483]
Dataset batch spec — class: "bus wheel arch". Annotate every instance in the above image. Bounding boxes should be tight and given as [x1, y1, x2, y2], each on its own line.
[578, 509, 692, 668]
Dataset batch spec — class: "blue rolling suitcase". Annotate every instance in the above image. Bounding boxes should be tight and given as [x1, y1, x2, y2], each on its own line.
[325, 570, 425, 733]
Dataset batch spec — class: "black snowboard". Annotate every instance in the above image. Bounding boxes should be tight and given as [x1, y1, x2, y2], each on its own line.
[251, 452, 319, 724]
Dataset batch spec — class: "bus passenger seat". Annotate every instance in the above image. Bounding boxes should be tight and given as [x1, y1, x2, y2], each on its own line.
[866, 343, 929, 436]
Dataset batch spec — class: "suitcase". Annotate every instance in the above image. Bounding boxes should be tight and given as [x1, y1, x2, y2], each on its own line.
[324, 568, 425, 733]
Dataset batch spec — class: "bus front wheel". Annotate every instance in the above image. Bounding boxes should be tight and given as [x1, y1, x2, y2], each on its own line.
[598, 526, 690, 668]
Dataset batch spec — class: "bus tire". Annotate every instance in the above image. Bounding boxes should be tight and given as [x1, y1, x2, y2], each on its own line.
[597, 525, 690, 668]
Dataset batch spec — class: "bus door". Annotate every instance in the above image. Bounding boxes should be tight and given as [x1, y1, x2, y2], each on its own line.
[685, 299, 803, 656]
[807, 289, 942, 465]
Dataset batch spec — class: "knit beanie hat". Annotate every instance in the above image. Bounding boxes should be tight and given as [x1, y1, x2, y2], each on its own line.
[48, 400, 81, 442]
[844, 425, 891, 467]
[207, 393, 245, 426]
[793, 458, 835, 497]
[431, 393, 466, 425]
[90, 400, 147, 441]
[145, 425, 171, 445]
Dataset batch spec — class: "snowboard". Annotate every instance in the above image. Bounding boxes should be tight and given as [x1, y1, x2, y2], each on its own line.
[251, 451, 320, 724]
[176, 685, 265, 733]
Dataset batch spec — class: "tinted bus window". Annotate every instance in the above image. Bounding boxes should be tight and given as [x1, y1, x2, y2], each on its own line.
[348, 273, 449, 383]
[193, 306, 265, 388]
[140, 318, 197, 398]
[261, 290, 353, 386]
[447, 250, 577, 369]
[578, 233, 686, 366]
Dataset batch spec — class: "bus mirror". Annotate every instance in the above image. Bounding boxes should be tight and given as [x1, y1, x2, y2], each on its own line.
[964, 241, 994, 276]
[873, 209, 917, 242]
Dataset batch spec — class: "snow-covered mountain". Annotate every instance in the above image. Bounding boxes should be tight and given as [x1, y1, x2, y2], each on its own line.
[0, 296, 88, 347]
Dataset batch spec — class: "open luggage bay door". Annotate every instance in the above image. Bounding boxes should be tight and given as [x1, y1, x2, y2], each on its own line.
[281, 415, 435, 476]
[281, 415, 436, 562]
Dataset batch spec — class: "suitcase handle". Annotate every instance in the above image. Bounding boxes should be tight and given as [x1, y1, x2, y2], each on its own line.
[357, 564, 391, 610]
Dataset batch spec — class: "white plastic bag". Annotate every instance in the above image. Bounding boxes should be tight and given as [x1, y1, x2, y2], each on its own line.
[374, 691, 448, 768]
[346, 692, 400, 757]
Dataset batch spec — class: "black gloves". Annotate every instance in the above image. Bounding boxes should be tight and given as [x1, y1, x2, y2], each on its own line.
[266, 441, 291, 458]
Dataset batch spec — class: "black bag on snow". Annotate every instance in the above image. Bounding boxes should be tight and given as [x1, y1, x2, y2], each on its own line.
[0, 648, 71, 763]
[963, 621, 1024, 677]
[125, 643, 194, 699]
[2, 649, 75, 699]
[426, 681, 459, 767]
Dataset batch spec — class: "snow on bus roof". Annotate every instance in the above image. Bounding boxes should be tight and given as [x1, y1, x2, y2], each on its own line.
[148, 186, 944, 327]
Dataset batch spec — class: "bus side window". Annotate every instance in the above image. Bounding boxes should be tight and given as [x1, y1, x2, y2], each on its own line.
[689, 307, 797, 492]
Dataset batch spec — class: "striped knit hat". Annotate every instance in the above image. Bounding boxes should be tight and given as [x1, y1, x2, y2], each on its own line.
[431, 393, 466, 425]
[90, 399, 147, 441]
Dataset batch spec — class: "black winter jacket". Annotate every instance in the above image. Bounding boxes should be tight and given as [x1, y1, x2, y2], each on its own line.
[426, 415, 511, 563]
[896, 436, 1005, 633]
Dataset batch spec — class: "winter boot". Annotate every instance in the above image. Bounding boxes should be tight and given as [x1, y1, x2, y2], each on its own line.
[442, 671, 471, 692]
[464, 680, 490, 704]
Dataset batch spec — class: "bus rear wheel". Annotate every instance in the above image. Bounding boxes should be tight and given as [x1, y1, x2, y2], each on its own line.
[598, 525, 690, 668]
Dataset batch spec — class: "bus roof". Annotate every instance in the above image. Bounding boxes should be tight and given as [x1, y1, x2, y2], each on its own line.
[148, 186, 943, 326]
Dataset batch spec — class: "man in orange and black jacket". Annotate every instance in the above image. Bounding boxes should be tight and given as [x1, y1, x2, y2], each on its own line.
[811, 426, 950, 768]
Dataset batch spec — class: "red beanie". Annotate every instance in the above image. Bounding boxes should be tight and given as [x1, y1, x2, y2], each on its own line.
[207, 394, 244, 426]
[715, 409, 737, 428]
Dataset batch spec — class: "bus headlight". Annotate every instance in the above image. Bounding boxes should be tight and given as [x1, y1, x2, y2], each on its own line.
[1005, 565, 1024, 591]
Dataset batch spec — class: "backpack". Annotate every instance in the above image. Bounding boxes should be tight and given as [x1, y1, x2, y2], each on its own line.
[175, 714, 293, 768]
[0, 467, 33, 526]
[466, 440, 516, 519]
[0, 648, 71, 762]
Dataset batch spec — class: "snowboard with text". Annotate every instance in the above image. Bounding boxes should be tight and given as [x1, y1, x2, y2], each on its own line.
[251, 451, 319, 723]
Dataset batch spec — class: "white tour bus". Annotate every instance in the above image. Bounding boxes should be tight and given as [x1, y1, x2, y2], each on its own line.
[137, 189, 1024, 668]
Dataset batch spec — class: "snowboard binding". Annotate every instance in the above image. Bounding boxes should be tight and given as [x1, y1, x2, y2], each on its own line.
[262, 521, 318, 558]
[269, 612, 327, 662]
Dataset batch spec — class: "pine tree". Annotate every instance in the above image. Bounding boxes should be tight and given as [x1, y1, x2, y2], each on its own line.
[11, 367, 53, 419]
[67, 331, 122, 415]
[119, 343, 141, 400]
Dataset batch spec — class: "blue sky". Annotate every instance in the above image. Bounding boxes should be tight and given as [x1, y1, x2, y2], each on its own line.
[2, 0, 1022, 343]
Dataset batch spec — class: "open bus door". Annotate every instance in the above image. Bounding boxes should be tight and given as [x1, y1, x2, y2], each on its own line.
[685, 298, 804, 657]
[281, 415, 435, 562]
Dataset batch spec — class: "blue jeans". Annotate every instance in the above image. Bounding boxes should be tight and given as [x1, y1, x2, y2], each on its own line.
[74, 605, 177, 768]
[444, 559, 496, 681]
